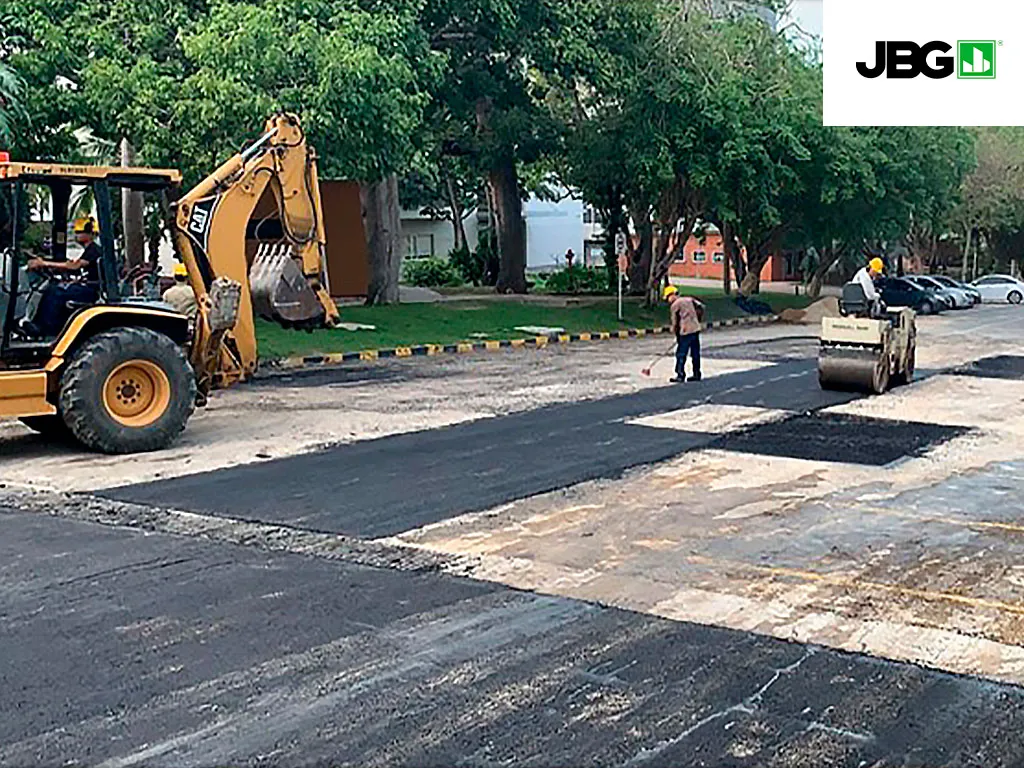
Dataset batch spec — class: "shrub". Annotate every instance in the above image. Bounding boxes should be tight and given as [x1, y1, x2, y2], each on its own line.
[403, 257, 463, 288]
[448, 245, 487, 286]
[543, 265, 612, 295]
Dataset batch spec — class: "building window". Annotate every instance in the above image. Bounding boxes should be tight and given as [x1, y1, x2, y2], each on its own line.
[406, 234, 435, 260]
[583, 206, 605, 225]
[693, 251, 707, 264]
[712, 252, 724, 264]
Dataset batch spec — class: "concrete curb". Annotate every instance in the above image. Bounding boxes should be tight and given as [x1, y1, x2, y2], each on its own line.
[266, 313, 780, 372]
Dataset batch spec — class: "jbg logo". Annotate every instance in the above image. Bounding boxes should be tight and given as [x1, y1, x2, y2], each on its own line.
[857, 40, 998, 79]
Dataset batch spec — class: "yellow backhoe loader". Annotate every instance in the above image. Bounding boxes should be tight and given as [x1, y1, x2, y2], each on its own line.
[0, 113, 340, 454]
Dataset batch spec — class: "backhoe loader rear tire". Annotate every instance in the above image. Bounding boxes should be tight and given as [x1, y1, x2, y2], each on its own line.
[59, 327, 196, 455]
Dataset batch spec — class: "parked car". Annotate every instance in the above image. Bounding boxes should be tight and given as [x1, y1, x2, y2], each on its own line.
[972, 274, 1024, 304]
[878, 277, 942, 314]
[910, 275, 973, 309]
[901, 276, 954, 311]
[932, 275, 982, 305]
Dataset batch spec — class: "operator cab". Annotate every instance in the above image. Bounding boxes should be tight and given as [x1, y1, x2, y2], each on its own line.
[0, 158, 183, 366]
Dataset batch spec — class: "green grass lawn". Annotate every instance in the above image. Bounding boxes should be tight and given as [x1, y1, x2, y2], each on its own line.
[256, 291, 815, 360]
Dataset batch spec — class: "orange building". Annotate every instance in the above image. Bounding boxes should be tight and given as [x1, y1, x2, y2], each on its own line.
[667, 232, 798, 282]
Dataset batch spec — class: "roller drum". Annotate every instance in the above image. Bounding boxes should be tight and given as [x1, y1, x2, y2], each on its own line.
[818, 346, 887, 394]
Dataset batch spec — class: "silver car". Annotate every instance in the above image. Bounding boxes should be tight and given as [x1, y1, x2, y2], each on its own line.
[932, 275, 982, 305]
[904, 276, 957, 310]
[972, 274, 1024, 304]
[912, 275, 974, 309]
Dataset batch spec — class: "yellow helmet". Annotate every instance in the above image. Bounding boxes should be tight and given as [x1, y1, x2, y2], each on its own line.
[73, 216, 98, 235]
[869, 257, 885, 274]
[663, 285, 679, 300]
[173, 262, 188, 279]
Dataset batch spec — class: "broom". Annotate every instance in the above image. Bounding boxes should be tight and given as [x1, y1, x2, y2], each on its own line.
[640, 343, 678, 377]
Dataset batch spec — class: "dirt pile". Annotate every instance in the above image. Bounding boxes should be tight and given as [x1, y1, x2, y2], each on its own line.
[780, 296, 840, 324]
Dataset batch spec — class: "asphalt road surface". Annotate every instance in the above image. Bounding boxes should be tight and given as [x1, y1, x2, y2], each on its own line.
[6, 306, 1024, 766]
[5, 508, 1024, 767]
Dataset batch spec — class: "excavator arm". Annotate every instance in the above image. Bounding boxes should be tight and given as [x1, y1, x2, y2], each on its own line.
[172, 114, 340, 398]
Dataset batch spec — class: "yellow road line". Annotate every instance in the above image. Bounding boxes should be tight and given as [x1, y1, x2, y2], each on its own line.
[856, 505, 1024, 536]
[686, 555, 1024, 617]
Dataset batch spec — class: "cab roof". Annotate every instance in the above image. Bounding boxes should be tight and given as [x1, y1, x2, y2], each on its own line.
[0, 161, 182, 190]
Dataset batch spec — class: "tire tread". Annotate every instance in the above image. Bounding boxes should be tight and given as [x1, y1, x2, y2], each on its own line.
[59, 327, 196, 454]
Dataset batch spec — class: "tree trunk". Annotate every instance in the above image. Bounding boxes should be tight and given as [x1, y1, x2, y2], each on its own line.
[739, 268, 761, 296]
[722, 239, 731, 295]
[147, 224, 161, 270]
[627, 205, 652, 296]
[647, 220, 676, 304]
[647, 213, 697, 305]
[722, 222, 738, 295]
[120, 138, 145, 270]
[961, 226, 972, 281]
[362, 173, 402, 306]
[490, 154, 526, 294]
[972, 231, 980, 280]
[808, 245, 843, 299]
[444, 171, 467, 254]
[739, 232, 778, 296]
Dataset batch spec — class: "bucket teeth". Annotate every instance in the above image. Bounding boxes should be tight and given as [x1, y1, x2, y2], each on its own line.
[249, 243, 326, 328]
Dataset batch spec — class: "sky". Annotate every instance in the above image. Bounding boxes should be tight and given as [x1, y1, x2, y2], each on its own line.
[782, 0, 823, 46]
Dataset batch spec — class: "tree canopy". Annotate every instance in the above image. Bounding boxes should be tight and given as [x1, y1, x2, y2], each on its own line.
[1, 0, 984, 298]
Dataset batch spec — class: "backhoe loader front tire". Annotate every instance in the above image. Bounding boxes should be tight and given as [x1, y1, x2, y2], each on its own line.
[59, 328, 197, 455]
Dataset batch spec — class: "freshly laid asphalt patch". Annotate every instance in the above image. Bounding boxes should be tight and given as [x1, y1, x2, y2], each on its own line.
[106, 361, 859, 538]
[6, 508, 1024, 767]
[712, 412, 970, 467]
[953, 355, 1024, 381]
[109, 419, 711, 539]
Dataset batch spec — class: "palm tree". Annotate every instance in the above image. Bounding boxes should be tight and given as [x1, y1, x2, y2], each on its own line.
[68, 127, 117, 220]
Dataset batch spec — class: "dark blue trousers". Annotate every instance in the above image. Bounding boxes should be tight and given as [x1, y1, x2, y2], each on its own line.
[36, 282, 98, 336]
[676, 332, 702, 379]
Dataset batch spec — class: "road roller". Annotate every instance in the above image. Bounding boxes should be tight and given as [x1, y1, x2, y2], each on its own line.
[818, 285, 916, 395]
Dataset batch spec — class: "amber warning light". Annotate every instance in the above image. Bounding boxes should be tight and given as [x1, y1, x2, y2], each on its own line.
[0, 152, 9, 163]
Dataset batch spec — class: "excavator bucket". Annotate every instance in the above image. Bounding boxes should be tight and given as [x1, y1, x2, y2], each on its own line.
[249, 243, 327, 327]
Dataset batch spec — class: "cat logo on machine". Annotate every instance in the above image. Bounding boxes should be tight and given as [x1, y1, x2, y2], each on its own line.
[186, 196, 218, 252]
[189, 207, 209, 235]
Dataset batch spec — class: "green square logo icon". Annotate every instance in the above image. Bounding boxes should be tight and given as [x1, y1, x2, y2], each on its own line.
[959, 40, 997, 79]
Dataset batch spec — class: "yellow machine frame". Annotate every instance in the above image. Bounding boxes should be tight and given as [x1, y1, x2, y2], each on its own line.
[0, 113, 339, 433]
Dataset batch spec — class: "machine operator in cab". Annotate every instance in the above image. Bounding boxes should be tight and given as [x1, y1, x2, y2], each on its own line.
[20, 217, 102, 338]
[852, 257, 886, 314]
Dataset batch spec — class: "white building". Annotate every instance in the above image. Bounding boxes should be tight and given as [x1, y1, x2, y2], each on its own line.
[400, 208, 480, 261]
[523, 195, 584, 271]
[400, 192, 586, 272]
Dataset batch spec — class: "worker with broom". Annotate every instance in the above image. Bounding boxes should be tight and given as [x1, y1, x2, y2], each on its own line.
[665, 285, 704, 384]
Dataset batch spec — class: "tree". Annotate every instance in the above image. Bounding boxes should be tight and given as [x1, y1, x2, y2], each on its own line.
[423, 0, 644, 294]
[401, 154, 478, 256]
[6, 0, 435, 303]
[0, 60, 24, 145]
[949, 128, 1024, 279]
[177, 0, 435, 303]
[566, 3, 822, 301]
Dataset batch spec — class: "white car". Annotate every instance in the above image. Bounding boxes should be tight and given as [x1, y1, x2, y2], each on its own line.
[972, 274, 1024, 304]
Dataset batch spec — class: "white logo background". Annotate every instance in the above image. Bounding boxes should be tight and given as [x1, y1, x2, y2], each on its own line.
[824, 0, 1016, 126]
